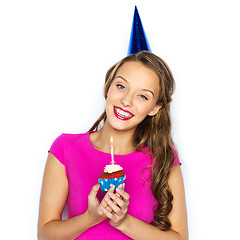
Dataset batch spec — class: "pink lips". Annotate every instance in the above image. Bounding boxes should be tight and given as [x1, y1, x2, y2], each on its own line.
[113, 106, 134, 121]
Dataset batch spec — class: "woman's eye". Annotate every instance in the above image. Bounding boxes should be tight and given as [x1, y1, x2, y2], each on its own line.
[116, 84, 125, 90]
[139, 95, 148, 100]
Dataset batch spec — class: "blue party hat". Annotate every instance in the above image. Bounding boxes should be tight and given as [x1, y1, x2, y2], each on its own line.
[128, 6, 151, 55]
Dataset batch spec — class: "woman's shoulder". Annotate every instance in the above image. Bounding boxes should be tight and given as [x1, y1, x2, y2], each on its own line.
[56, 132, 89, 139]
[50, 132, 90, 147]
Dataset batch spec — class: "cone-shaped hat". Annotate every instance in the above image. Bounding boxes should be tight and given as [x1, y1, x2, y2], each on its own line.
[128, 6, 151, 55]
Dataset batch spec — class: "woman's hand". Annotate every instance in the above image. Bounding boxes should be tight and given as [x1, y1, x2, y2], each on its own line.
[87, 184, 114, 225]
[100, 184, 130, 228]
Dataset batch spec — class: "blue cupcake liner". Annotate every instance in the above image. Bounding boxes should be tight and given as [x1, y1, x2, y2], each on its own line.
[98, 175, 126, 192]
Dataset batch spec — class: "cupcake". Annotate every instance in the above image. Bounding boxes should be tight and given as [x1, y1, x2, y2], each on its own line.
[98, 164, 126, 192]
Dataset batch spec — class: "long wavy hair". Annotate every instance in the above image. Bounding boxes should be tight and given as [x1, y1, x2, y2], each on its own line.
[89, 51, 176, 231]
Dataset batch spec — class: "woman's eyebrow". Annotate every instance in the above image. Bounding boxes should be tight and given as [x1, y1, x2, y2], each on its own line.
[116, 76, 128, 82]
[142, 89, 154, 97]
[116, 75, 154, 97]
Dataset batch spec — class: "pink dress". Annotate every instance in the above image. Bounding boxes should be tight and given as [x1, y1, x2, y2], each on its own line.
[49, 132, 181, 239]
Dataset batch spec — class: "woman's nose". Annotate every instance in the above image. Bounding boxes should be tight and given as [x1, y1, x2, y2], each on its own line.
[120, 92, 133, 107]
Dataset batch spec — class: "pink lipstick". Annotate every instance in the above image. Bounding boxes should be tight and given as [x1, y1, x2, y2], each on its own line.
[113, 106, 134, 121]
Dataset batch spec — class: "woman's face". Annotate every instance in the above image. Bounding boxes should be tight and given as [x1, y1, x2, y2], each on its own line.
[105, 61, 162, 132]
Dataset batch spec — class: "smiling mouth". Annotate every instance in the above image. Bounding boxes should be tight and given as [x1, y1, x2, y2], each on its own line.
[114, 106, 134, 120]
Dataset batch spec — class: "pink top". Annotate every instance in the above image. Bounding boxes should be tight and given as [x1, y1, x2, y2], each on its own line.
[49, 132, 181, 240]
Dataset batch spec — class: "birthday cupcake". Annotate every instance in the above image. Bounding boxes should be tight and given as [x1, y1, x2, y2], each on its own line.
[98, 164, 126, 192]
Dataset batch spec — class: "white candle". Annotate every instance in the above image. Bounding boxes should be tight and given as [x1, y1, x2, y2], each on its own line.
[110, 137, 115, 165]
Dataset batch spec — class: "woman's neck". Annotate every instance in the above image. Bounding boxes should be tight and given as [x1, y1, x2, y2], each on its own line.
[89, 122, 136, 155]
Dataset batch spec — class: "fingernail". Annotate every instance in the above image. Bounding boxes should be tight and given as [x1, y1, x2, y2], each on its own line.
[105, 196, 110, 202]
[116, 187, 122, 193]
[108, 192, 113, 197]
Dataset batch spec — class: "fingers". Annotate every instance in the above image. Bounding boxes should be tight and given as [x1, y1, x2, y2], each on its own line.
[100, 184, 129, 208]
[100, 185, 115, 211]
[100, 205, 114, 219]
[107, 184, 129, 206]
[101, 198, 113, 212]
[103, 185, 129, 216]
[116, 186, 130, 203]
[116, 183, 125, 193]
[88, 184, 100, 199]
[104, 195, 120, 215]
[106, 192, 125, 209]
[116, 183, 125, 200]
[100, 184, 129, 227]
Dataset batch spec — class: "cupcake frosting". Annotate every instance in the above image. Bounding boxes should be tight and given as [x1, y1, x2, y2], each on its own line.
[104, 164, 123, 173]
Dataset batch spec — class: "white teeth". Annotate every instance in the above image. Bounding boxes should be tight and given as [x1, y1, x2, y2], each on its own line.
[115, 107, 133, 118]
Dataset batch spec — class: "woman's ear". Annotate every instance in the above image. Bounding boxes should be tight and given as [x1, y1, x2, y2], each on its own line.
[148, 103, 163, 116]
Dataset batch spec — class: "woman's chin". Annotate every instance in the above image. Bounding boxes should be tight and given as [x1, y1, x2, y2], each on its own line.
[106, 120, 136, 132]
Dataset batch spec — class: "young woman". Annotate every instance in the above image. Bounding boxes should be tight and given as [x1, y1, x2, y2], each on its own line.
[38, 51, 188, 240]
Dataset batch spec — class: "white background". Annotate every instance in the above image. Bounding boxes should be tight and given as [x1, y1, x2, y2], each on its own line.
[1, 0, 239, 239]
